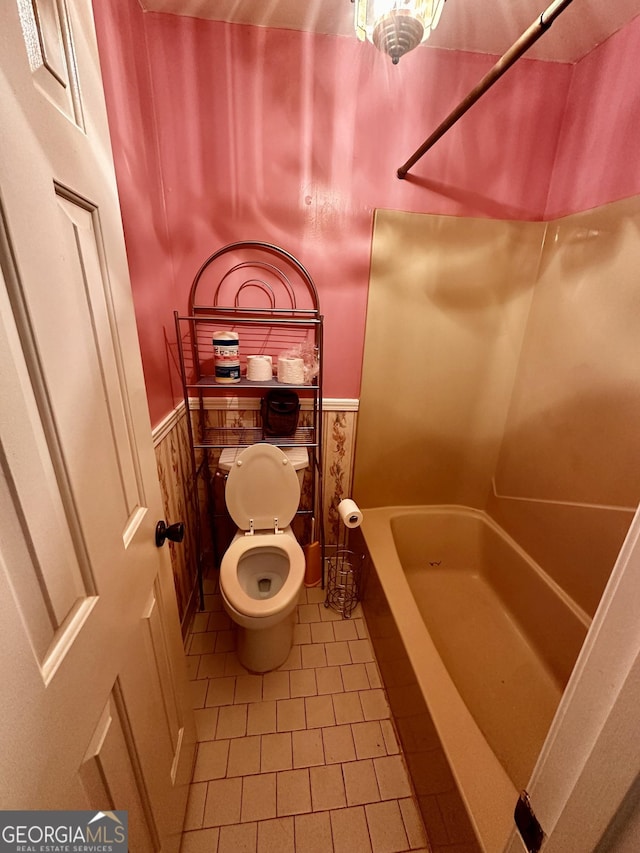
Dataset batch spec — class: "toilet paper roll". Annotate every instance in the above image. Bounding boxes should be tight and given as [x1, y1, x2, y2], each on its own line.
[277, 355, 305, 384]
[246, 355, 273, 381]
[338, 499, 363, 529]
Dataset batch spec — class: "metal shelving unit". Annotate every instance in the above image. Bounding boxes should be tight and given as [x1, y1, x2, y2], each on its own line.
[175, 242, 324, 607]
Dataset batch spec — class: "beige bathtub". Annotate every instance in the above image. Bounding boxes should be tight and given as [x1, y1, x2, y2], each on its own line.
[357, 505, 589, 852]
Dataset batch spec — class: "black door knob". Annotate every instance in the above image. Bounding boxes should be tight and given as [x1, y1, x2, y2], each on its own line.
[155, 520, 185, 548]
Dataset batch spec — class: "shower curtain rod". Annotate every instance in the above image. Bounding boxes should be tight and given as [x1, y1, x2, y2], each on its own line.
[397, 0, 576, 179]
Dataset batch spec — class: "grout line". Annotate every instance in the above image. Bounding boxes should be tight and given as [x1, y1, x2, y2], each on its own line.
[182, 584, 428, 853]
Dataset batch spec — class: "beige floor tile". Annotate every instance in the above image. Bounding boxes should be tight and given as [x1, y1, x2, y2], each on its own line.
[315, 666, 344, 695]
[247, 700, 277, 735]
[298, 603, 322, 623]
[301, 644, 327, 669]
[207, 611, 232, 632]
[214, 630, 236, 654]
[263, 670, 290, 701]
[223, 652, 248, 677]
[398, 797, 428, 850]
[332, 620, 359, 642]
[193, 707, 219, 742]
[354, 616, 368, 638]
[183, 577, 434, 853]
[352, 721, 387, 760]
[202, 578, 217, 596]
[240, 772, 277, 822]
[261, 732, 293, 773]
[292, 728, 325, 768]
[374, 755, 413, 800]
[325, 641, 352, 667]
[305, 695, 336, 729]
[198, 655, 225, 678]
[310, 621, 335, 644]
[216, 704, 247, 739]
[322, 725, 356, 764]
[276, 697, 306, 732]
[293, 623, 312, 645]
[341, 663, 370, 692]
[183, 783, 207, 830]
[190, 632, 218, 655]
[203, 777, 242, 827]
[190, 680, 208, 710]
[365, 662, 382, 689]
[360, 689, 390, 721]
[348, 639, 374, 663]
[305, 587, 326, 605]
[192, 739, 230, 782]
[226, 735, 261, 777]
[380, 720, 400, 755]
[257, 816, 295, 853]
[217, 821, 257, 853]
[294, 811, 333, 853]
[186, 656, 200, 681]
[191, 612, 209, 634]
[290, 668, 318, 698]
[234, 674, 263, 704]
[310, 763, 347, 811]
[276, 768, 312, 816]
[333, 692, 364, 725]
[179, 827, 219, 853]
[319, 605, 342, 622]
[330, 805, 372, 853]
[205, 676, 235, 707]
[342, 759, 381, 806]
[278, 644, 302, 671]
[202, 593, 219, 611]
[365, 800, 409, 853]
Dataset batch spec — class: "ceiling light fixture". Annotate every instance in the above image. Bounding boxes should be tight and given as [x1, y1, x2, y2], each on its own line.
[354, 0, 446, 64]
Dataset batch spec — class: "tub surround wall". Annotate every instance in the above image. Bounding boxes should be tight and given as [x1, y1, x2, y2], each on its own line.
[355, 195, 640, 620]
[354, 209, 545, 509]
[488, 195, 640, 616]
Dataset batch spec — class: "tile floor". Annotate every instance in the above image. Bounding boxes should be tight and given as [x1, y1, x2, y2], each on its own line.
[181, 575, 430, 853]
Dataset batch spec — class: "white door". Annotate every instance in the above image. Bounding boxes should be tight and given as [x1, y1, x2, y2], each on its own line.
[0, 2, 194, 851]
[504, 504, 640, 852]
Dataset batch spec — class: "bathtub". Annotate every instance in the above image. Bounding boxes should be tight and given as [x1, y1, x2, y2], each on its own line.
[356, 505, 590, 852]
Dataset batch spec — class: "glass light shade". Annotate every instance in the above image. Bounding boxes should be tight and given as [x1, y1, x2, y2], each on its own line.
[355, 0, 446, 64]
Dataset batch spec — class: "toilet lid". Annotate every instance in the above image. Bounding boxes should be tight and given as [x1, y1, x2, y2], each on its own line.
[225, 443, 301, 531]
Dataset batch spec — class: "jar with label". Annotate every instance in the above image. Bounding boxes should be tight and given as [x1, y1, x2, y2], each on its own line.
[213, 331, 240, 384]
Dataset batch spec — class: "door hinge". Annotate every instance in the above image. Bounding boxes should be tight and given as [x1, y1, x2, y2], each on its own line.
[514, 790, 545, 853]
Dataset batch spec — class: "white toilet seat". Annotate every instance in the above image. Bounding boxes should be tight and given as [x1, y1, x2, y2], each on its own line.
[225, 443, 301, 532]
[220, 531, 305, 619]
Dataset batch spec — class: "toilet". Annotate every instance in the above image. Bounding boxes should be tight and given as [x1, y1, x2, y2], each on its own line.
[218, 443, 306, 672]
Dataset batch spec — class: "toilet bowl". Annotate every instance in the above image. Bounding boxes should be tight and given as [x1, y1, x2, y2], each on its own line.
[219, 443, 306, 672]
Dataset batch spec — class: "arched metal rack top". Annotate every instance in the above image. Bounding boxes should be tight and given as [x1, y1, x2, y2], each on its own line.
[188, 241, 320, 317]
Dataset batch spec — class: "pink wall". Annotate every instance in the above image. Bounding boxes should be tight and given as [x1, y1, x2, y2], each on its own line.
[93, 0, 181, 418]
[93, 3, 639, 425]
[546, 13, 640, 218]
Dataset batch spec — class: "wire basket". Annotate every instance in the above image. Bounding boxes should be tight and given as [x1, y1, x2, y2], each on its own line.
[324, 548, 364, 618]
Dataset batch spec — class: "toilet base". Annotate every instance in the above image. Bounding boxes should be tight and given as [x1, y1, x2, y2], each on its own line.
[237, 611, 296, 673]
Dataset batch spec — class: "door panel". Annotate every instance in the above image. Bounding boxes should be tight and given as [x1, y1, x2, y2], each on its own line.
[0, 3, 194, 848]
[17, 0, 84, 125]
[79, 692, 159, 853]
